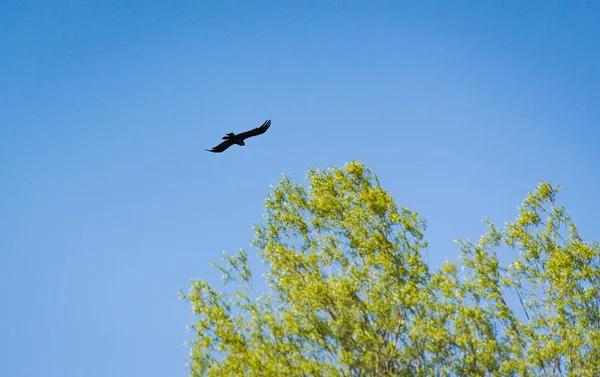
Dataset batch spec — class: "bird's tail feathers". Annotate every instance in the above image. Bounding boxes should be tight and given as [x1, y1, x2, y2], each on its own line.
[222, 132, 235, 140]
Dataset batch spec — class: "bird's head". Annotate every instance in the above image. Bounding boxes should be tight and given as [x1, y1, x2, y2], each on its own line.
[240, 140, 246, 146]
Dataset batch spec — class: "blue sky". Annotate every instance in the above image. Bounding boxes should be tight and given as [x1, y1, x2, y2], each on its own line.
[1, 1, 598, 376]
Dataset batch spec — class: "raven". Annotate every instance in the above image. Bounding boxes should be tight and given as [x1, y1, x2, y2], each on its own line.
[205, 119, 271, 153]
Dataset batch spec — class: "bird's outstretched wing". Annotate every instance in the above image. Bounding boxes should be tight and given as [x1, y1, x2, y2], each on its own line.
[205, 139, 235, 153]
[236, 119, 271, 141]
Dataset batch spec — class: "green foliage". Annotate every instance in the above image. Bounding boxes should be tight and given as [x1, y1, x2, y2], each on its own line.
[181, 162, 600, 376]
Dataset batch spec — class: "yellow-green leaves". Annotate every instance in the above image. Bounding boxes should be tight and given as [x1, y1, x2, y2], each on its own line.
[183, 164, 599, 376]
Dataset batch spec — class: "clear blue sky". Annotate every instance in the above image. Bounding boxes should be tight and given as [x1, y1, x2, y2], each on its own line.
[1, 1, 598, 376]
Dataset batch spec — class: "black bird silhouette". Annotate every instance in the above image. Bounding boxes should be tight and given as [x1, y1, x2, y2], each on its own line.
[205, 119, 271, 153]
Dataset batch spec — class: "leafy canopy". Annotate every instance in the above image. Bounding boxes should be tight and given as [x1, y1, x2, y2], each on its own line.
[182, 161, 600, 376]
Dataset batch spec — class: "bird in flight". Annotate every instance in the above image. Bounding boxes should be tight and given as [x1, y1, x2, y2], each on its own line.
[205, 119, 271, 153]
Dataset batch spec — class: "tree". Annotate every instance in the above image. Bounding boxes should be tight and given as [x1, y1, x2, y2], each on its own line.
[181, 161, 600, 376]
